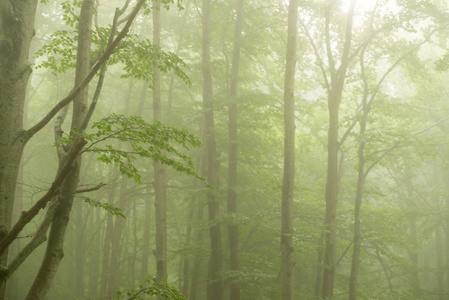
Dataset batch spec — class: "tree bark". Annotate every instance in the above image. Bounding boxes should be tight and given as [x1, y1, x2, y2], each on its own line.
[281, 0, 298, 299]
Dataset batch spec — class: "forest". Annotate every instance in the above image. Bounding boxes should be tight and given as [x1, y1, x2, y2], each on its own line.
[1, 0, 449, 299]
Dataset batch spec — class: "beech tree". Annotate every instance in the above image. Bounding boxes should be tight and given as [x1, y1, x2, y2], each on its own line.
[280, 0, 298, 299]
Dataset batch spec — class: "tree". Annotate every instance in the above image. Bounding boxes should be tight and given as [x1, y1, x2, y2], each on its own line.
[202, 0, 223, 298]
[153, 0, 169, 282]
[281, 0, 298, 299]
[25, 1, 95, 298]
[0, 1, 39, 296]
[0, 0, 191, 297]
[227, 0, 244, 299]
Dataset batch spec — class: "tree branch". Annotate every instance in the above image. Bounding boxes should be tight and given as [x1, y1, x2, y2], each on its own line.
[299, 18, 330, 93]
[22, 0, 147, 143]
[0, 138, 87, 257]
[76, 182, 106, 194]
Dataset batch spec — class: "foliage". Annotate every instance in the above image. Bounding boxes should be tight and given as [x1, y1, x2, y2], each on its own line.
[112, 34, 191, 87]
[82, 196, 125, 218]
[34, 0, 190, 87]
[57, 114, 205, 185]
[114, 279, 188, 300]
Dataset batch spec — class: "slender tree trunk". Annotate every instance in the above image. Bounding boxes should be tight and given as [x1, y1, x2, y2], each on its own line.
[321, 3, 356, 298]
[108, 176, 129, 297]
[348, 120, 366, 300]
[0, 1, 38, 296]
[348, 47, 371, 300]
[182, 197, 195, 296]
[281, 0, 298, 299]
[100, 171, 119, 299]
[436, 223, 444, 300]
[202, 0, 223, 298]
[25, 1, 94, 298]
[406, 172, 420, 297]
[227, 0, 244, 299]
[446, 173, 449, 297]
[189, 199, 204, 300]
[322, 92, 340, 300]
[314, 233, 324, 299]
[152, 0, 168, 282]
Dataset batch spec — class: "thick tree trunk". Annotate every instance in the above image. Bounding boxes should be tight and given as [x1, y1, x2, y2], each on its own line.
[227, 0, 244, 299]
[281, 0, 298, 299]
[152, 0, 168, 282]
[202, 0, 223, 298]
[25, 1, 94, 298]
[74, 204, 86, 298]
[0, 1, 38, 296]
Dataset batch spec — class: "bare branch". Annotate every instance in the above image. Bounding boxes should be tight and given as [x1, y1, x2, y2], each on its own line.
[76, 182, 106, 194]
[299, 18, 330, 93]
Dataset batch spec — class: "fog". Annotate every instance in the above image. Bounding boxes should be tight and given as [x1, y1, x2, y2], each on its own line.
[1, 0, 449, 299]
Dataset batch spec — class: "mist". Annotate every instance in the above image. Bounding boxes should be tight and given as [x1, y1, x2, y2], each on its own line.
[1, 0, 449, 299]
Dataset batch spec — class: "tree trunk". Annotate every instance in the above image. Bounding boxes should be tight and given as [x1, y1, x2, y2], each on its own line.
[202, 0, 223, 298]
[100, 170, 119, 299]
[227, 0, 244, 299]
[152, 0, 168, 282]
[314, 233, 324, 299]
[107, 176, 129, 297]
[446, 173, 449, 297]
[25, 1, 94, 298]
[0, 1, 38, 296]
[281, 0, 298, 299]
[406, 171, 420, 297]
[435, 223, 444, 300]
[321, 2, 356, 298]
[74, 203, 86, 298]
[189, 198, 205, 300]
[348, 119, 366, 300]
